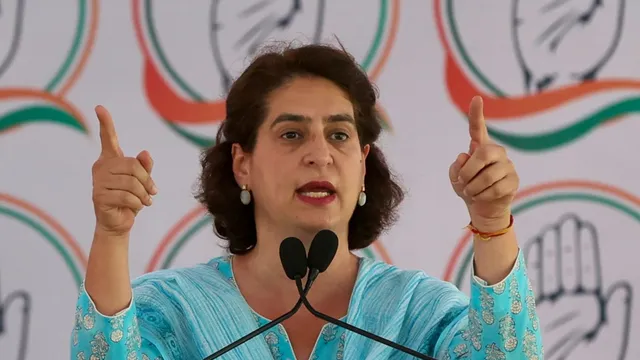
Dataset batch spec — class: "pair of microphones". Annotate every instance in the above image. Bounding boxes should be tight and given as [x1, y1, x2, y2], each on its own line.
[204, 230, 436, 359]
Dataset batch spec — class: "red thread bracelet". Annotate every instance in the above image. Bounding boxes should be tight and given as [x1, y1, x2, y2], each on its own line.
[466, 215, 514, 241]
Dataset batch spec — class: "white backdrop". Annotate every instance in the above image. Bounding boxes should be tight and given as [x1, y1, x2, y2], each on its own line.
[1, 1, 639, 359]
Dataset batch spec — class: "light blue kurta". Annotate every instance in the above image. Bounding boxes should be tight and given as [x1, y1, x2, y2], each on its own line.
[70, 250, 543, 359]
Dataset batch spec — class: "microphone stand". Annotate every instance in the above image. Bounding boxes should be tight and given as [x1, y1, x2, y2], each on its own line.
[294, 278, 436, 360]
[203, 275, 312, 359]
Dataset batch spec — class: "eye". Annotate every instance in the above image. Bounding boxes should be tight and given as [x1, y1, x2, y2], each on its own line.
[329, 132, 349, 141]
[281, 131, 302, 140]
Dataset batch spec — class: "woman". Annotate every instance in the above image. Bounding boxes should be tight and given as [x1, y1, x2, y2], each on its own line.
[70, 43, 543, 359]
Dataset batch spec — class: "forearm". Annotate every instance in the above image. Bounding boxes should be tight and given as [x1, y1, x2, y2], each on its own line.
[470, 212, 519, 285]
[84, 228, 132, 315]
[437, 250, 543, 359]
[71, 283, 163, 359]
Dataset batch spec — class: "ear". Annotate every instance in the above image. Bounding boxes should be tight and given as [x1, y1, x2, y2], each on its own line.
[231, 143, 251, 187]
[361, 144, 370, 178]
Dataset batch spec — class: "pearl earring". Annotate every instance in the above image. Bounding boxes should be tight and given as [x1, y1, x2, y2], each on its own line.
[240, 185, 251, 205]
[358, 185, 367, 206]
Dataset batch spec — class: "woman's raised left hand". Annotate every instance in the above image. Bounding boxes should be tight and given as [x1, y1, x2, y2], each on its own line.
[448, 96, 520, 232]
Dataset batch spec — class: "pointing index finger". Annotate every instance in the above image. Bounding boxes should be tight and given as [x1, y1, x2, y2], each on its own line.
[96, 105, 123, 157]
[468, 96, 489, 145]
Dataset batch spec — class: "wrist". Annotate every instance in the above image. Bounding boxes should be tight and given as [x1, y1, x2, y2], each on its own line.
[94, 225, 130, 243]
[469, 212, 512, 233]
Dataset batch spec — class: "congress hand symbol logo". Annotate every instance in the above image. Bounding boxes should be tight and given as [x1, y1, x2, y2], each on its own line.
[524, 213, 632, 359]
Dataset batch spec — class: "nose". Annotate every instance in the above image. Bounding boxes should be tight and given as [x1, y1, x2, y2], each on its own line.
[302, 133, 333, 167]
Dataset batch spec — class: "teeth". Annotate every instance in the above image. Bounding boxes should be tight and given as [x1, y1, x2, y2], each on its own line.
[299, 191, 332, 198]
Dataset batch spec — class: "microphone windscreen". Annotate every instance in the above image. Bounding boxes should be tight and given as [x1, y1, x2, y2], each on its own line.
[308, 229, 338, 273]
[279, 237, 308, 280]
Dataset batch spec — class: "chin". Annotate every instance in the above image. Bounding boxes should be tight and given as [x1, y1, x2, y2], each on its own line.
[293, 213, 340, 233]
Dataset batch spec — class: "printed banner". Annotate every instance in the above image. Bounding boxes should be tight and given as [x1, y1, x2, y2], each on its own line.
[1, 1, 638, 359]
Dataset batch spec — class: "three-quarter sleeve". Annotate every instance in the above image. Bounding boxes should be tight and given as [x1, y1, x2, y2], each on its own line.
[69, 283, 164, 360]
[437, 250, 544, 359]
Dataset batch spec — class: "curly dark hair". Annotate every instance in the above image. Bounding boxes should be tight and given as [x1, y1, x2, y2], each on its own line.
[195, 42, 404, 254]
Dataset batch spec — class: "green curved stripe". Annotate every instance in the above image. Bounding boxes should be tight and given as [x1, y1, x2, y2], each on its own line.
[162, 214, 212, 269]
[445, 0, 505, 96]
[453, 192, 640, 288]
[0, 206, 83, 285]
[360, 0, 388, 71]
[166, 121, 214, 148]
[46, 0, 87, 91]
[486, 97, 640, 151]
[145, 0, 204, 102]
[0, 106, 85, 133]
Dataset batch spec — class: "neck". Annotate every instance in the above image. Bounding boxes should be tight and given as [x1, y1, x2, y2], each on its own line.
[232, 220, 359, 305]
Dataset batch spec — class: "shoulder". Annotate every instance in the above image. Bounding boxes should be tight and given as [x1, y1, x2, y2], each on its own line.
[130, 256, 233, 303]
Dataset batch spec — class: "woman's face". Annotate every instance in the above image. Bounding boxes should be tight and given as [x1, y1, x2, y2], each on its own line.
[232, 76, 369, 237]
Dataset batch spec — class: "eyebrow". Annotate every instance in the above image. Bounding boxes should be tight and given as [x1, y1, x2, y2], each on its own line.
[269, 113, 355, 129]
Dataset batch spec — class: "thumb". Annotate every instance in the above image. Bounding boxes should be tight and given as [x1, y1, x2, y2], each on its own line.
[602, 282, 632, 356]
[136, 150, 154, 174]
[449, 153, 470, 186]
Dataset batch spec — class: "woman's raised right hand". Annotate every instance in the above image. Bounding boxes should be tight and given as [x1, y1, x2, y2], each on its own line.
[91, 105, 157, 237]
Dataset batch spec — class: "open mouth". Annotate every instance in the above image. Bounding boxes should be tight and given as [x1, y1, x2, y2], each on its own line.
[296, 181, 336, 201]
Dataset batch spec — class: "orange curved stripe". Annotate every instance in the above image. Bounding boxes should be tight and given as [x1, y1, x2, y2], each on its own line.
[442, 180, 640, 280]
[133, 0, 152, 60]
[58, 0, 100, 96]
[146, 206, 207, 272]
[369, 0, 400, 80]
[446, 57, 640, 119]
[0, 88, 87, 130]
[0, 193, 88, 268]
[144, 60, 226, 124]
[433, 1, 451, 55]
[134, 1, 226, 124]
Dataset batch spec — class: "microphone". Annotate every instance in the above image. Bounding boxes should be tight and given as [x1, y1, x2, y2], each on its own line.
[280, 236, 309, 281]
[203, 237, 311, 359]
[306, 229, 338, 290]
[295, 230, 437, 360]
